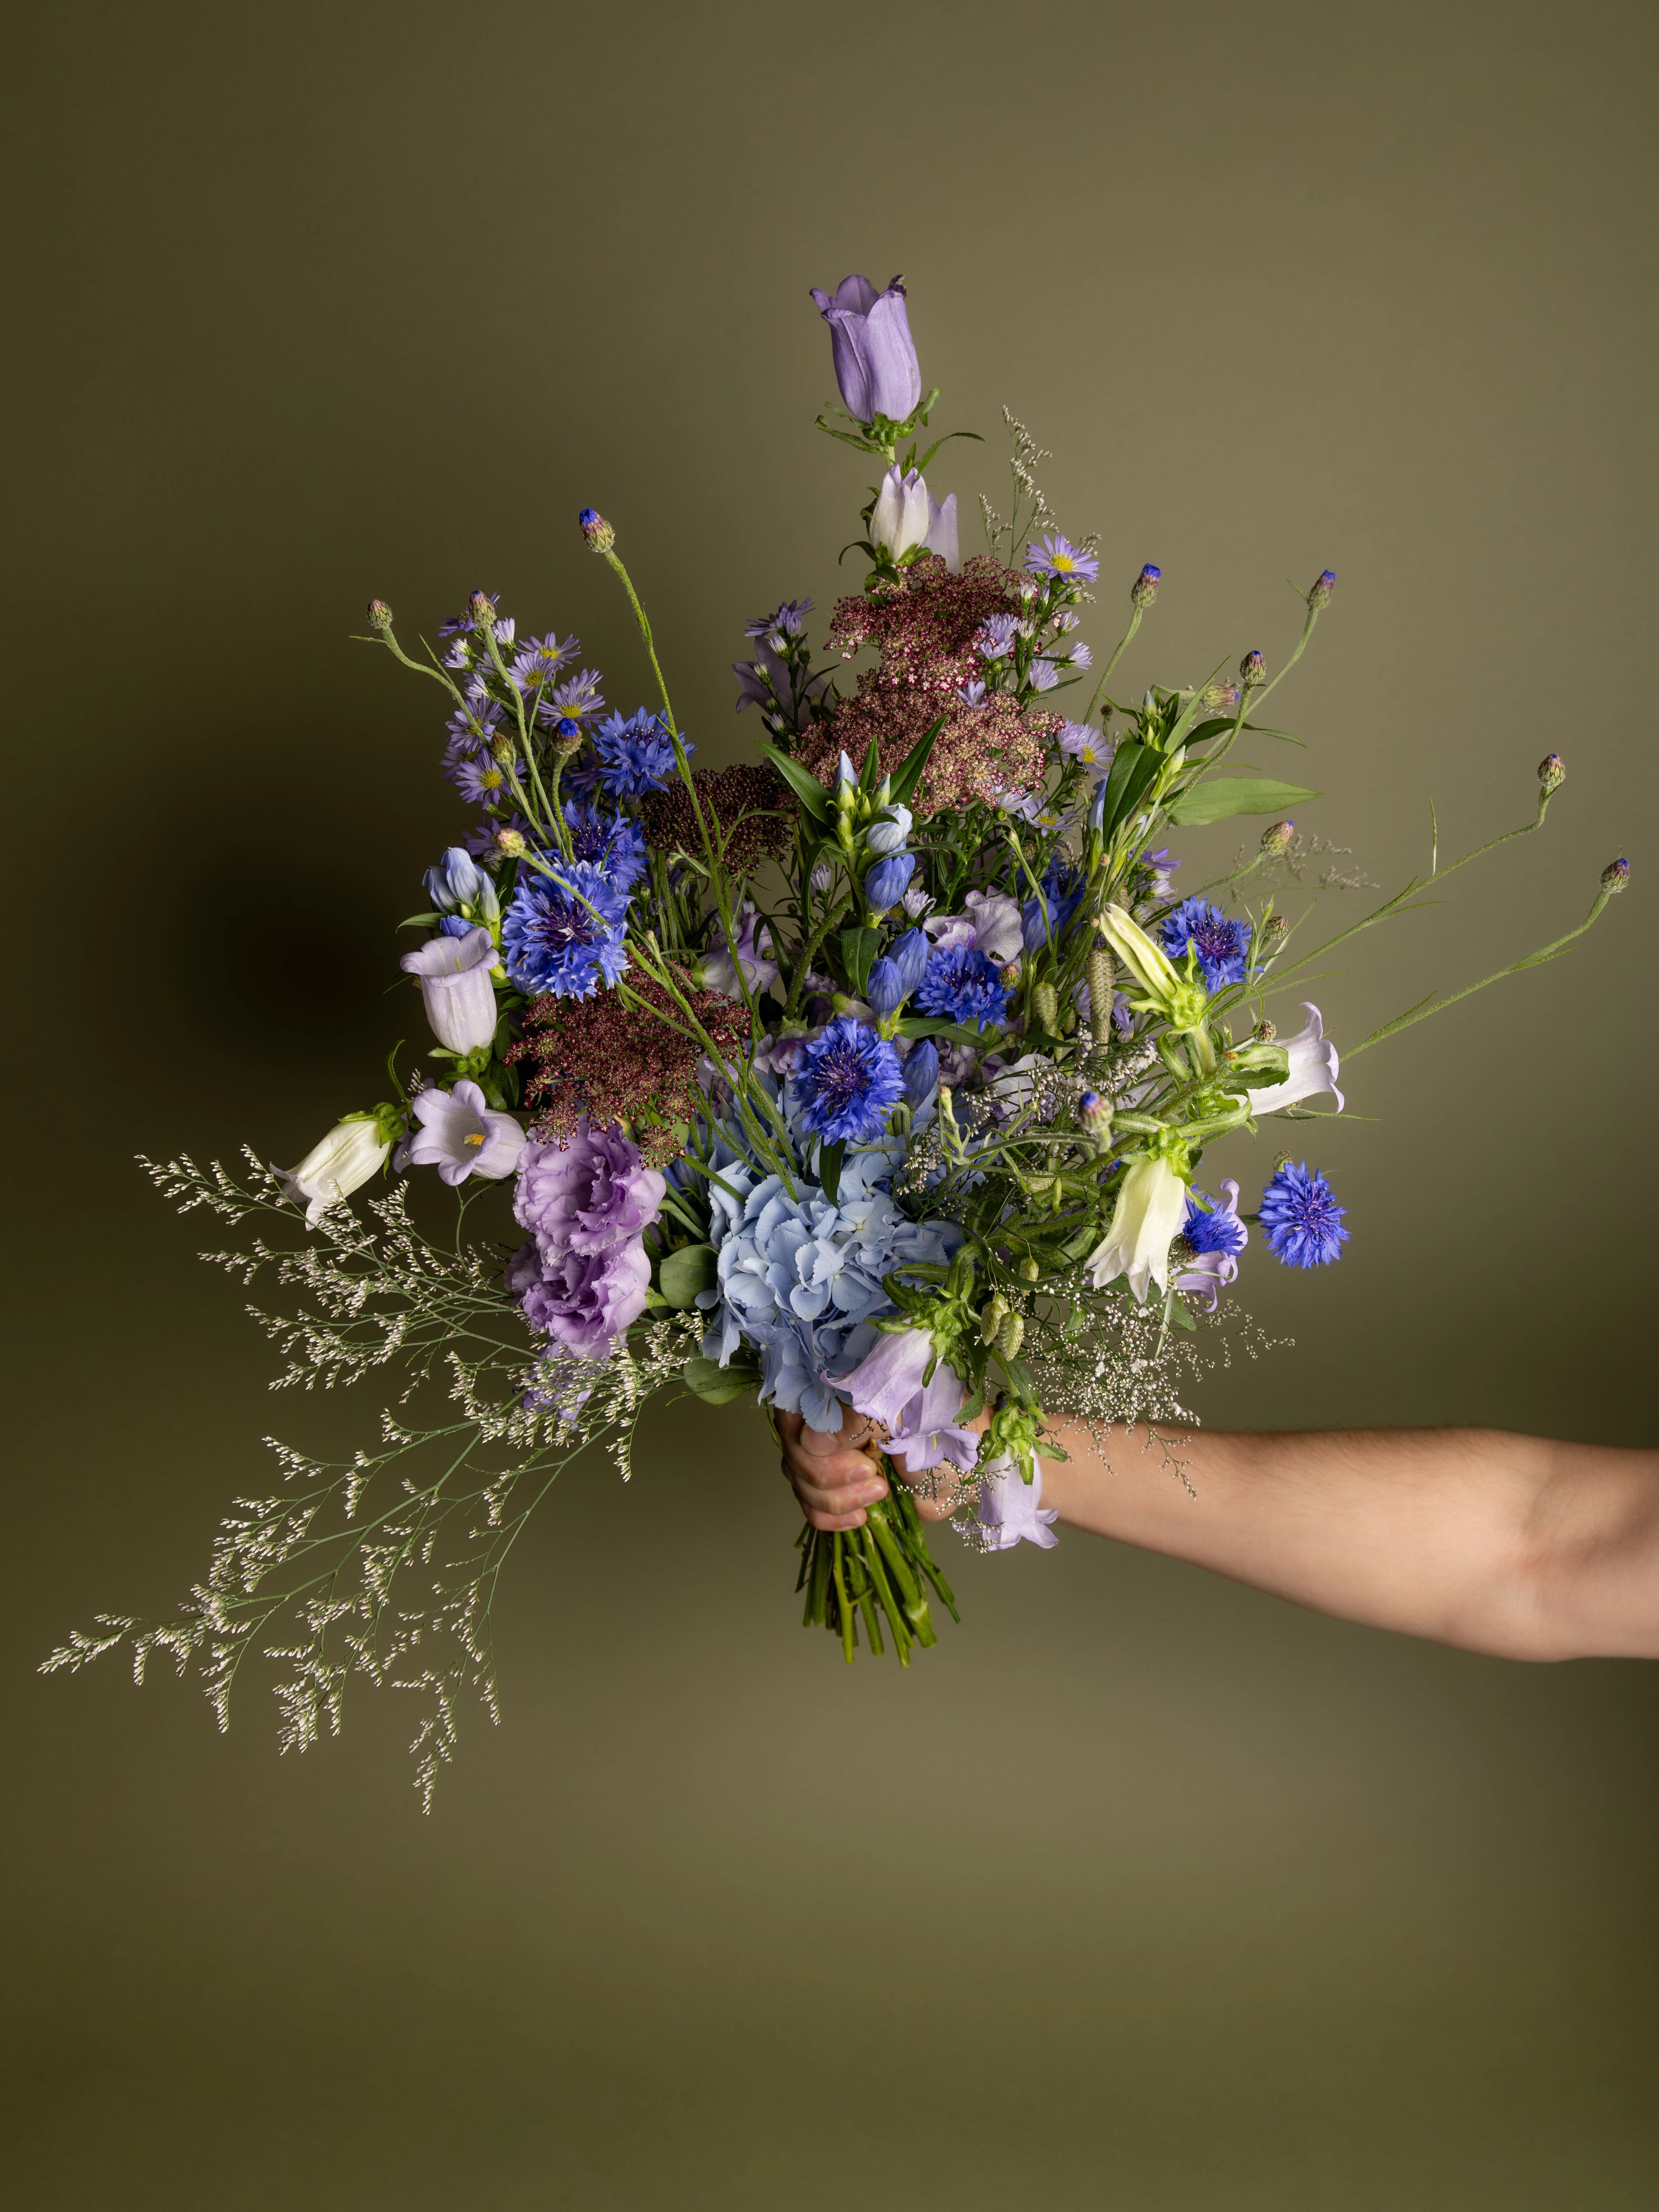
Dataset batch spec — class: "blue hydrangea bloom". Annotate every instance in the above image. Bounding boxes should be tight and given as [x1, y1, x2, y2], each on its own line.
[501, 859, 631, 998]
[563, 800, 647, 889]
[1159, 896, 1252, 988]
[793, 1016, 905, 1145]
[585, 708, 687, 796]
[1259, 1162, 1349, 1268]
[916, 944, 1009, 1030]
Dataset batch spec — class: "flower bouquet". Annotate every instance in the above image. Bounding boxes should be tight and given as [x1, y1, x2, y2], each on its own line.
[48, 270, 1628, 1804]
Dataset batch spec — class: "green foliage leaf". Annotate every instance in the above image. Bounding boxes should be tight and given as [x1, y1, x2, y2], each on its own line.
[817, 1140, 846, 1205]
[1165, 777, 1321, 827]
[682, 1353, 759, 1407]
[840, 926, 880, 996]
[887, 715, 945, 810]
[659, 1243, 718, 1311]
[754, 740, 830, 822]
[1096, 741, 1162, 840]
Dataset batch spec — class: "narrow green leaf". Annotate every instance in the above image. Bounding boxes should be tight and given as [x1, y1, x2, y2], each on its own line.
[817, 1140, 846, 1205]
[755, 739, 830, 822]
[1165, 777, 1321, 827]
[397, 913, 443, 929]
[840, 926, 880, 995]
[1097, 741, 1162, 840]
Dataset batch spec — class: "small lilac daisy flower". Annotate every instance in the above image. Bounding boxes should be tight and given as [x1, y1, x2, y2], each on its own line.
[1058, 721, 1114, 774]
[975, 613, 1019, 662]
[462, 813, 532, 860]
[537, 670, 606, 729]
[744, 597, 813, 640]
[1026, 533, 1101, 584]
[1028, 659, 1061, 692]
[509, 633, 579, 692]
[1259, 1162, 1349, 1268]
[794, 1016, 905, 1145]
[1159, 896, 1252, 989]
[916, 945, 1009, 1031]
[450, 752, 521, 810]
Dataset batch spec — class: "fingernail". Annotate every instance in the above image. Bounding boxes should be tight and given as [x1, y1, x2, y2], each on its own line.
[855, 1482, 886, 1505]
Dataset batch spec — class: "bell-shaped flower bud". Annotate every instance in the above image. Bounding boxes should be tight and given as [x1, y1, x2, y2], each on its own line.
[869, 465, 934, 561]
[864, 852, 916, 915]
[809, 273, 922, 424]
[276, 1116, 393, 1226]
[866, 956, 907, 1019]
[888, 927, 930, 999]
[901, 1037, 939, 1110]
[400, 923, 500, 1053]
[1096, 902, 1209, 1032]
[864, 803, 913, 856]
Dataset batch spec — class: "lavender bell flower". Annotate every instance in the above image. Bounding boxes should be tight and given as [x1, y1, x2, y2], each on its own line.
[276, 1118, 391, 1225]
[425, 845, 500, 928]
[400, 924, 499, 1054]
[406, 1080, 525, 1187]
[693, 900, 781, 999]
[975, 1453, 1060, 1551]
[1247, 1003, 1345, 1114]
[834, 1330, 980, 1477]
[809, 273, 922, 423]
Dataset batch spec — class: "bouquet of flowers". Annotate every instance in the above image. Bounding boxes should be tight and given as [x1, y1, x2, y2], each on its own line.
[48, 271, 1628, 1805]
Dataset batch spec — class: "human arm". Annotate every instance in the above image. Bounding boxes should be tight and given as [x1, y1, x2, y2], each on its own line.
[775, 1407, 1659, 1662]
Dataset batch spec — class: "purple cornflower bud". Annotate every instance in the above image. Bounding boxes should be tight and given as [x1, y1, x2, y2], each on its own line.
[551, 716, 584, 753]
[1537, 752, 1566, 794]
[1131, 563, 1161, 608]
[1239, 648, 1267, 688]
[902, 1037, 939, 1110]
[1253, 1016, 1277, 1042]
[367, 599, 393, 632]
[468, 589, 496, 626]
[1601, 857, 1630, 892]
[1202, 680, 1241, 711]
[1309, 570, 1336, 609]
[864, 852, 916, 915]
[578, 508, 615, 553]
[1078, 1090, 1110, 1129]
[495, 826, 528, 857]
[1261, 819, 1295, 853]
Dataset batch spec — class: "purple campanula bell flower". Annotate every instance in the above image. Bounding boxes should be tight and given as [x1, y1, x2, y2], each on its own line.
[406, 1080, 525, 1187]
[810, 273, 922, 423]
[400, 923, 500, 1054]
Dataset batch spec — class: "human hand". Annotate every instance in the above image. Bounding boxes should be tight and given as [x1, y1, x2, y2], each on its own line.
[775, 1403, 982, 1529]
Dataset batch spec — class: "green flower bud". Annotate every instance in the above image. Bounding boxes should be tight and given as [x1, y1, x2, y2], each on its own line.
[1031, 980, 1059, 1032]
[997, 1312, 1026, 1360]
[1308, 570, 1336, 610]
[1253, 1016, 1277, 1042]
[367, 599, 393, 632]
[1261, 819, 1294, 854]
[1538, 752, 1566, 794]
[1258, 913, 1289, 958]
[1239, 648, 1267, 689]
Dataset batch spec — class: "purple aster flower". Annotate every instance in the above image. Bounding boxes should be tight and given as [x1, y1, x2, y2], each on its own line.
[537, 670, 606, 729]
[584, 707, 686, 797]
[461, 813, 531, 860]
[916, 945, 1009, 1031]
[958, 678, 988, 707]
[506, 1237, 652, 1360]
[563, 799, 647, 888]
[514, 1122, 666, 1259]
[794, 1016, 905, 1144]
[1259, 1161, 1349, 1268]
[809, 273, 922, 424]
[975, 612, 1019, 662]
[450, 752, 521, 810]
[443, 698, 504, 759]
[501, 858, 631, 998]
[1026, 533, 1101, 584]
[1159, 896, 1252, 989]
[406, 1080, 525, 1187]
[744, 597, 814, 641]
[1062, 640, 1093, 669]
[508, 632, 578, 692]
[1028, 659, 1061, 691]
[1058, 720, 1114, 774]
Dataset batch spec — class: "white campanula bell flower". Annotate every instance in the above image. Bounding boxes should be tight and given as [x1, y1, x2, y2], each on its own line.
[868, 468, 960, 571]
[1085, 1150, 1190, 1302]
[399, 923, 499, 1054]
[1248, 1003, 1345, 1115]
[276, 1118, 391, 1225]
[864, 803, 912, 856]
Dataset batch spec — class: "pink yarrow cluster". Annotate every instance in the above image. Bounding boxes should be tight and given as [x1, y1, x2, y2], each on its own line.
[507, 1120, 667, 1360]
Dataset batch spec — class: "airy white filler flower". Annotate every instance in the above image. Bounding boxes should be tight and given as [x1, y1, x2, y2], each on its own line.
[1249, 1002, 1345, 1114]
[276, 1119, 391, 1224]
[1085, 1149, 1191, 1302]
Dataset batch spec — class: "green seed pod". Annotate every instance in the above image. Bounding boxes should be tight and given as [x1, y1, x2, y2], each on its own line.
[997, 1311, 1026, 1360]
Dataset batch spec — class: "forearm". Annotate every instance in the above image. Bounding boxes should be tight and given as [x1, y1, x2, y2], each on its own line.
[1038, 1421, 1659, 1662]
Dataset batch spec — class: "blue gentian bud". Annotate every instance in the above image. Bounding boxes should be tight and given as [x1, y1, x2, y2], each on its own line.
[1309, 570, 1336, 609]
[889, 927, 930, 998]
[1538, 752, 1565, 794]
[864, 852, 916, 914]
[1239, 648, 1267, 688]
[578, 507, 615, 553]
[367, 599, 393, 632]
[1601, 857, 1630, 892]
[902, 1038, 939, 1109]
[865, 803, 913, 855]
[867, 957, 907, 1019]
[1131, 563, 1161, 608]
[834, 751, 859, 809]
[1261, 819, 1295, 853]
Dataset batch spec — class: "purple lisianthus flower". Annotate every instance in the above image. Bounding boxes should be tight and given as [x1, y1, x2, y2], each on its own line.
[514, 1122, 666, 1260]
[1025, 533, 1101, 584]
[835, 1331, 980, 1478]
[793, 1016, 905, 1144]
[501, 858, 630, 997]
[916, 944, 1009, 1031]
[1159, 896, 1252, 989]
[1174, 1178, 1247, 1311]
[406, 1080, 524, 1187]
[400, 923, 499, 1053]
[1259, 1161, 1349, 1268]
[809, 273, 922, 423]
[506, 1237, 652, 1360]
[924, 890, 1023, 965]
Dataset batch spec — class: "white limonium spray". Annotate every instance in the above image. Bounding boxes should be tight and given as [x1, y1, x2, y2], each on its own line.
[1085, 1142, 1192, 1302]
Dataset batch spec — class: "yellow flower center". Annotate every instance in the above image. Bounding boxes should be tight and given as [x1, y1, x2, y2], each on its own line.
[464, 1131, 485, 1147]
[1052, 551, 1074, 572]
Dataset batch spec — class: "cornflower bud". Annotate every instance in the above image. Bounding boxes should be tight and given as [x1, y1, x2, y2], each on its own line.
[1259, 913, 1289, 957]
[1308, 570, 1336, 610]
[1601, 857, 1630, 893]
[999, 961, 1022, 989]
[551, 716, 584, 752]
[1239, 648, 1267, 688]
[1261, 819, 1295, 853]
[577, 507, 615, 553]
[367, 599, 393, 632]
[495, 826, 527, 857]
[469, 589, 496, 626]
[1253, 1016, 1277, 1042]
[1202, 680, 1241, 711]
[1538, 752, 1566, 794]
[1131, 563, 1161, 608]
[490, 736, 516, 764]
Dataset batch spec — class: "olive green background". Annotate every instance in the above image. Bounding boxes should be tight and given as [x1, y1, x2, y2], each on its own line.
[5, 1, 1657, 2204]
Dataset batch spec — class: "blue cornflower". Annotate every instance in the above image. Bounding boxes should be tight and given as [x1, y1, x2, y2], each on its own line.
[1159, 896, 1252, 989]
[586, 707, 688, 797]
[744, 597, 813, 641]
[1182, 1190, 1248, 1258]
[1259, 1162, 1349, 1268]
[795, 1016, 905, 1144]
[501, 859, 631, 998]
[563, 800, 647, 889]
[916, 945, 1009, 1031]
[1025, 533, 1101, 584]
